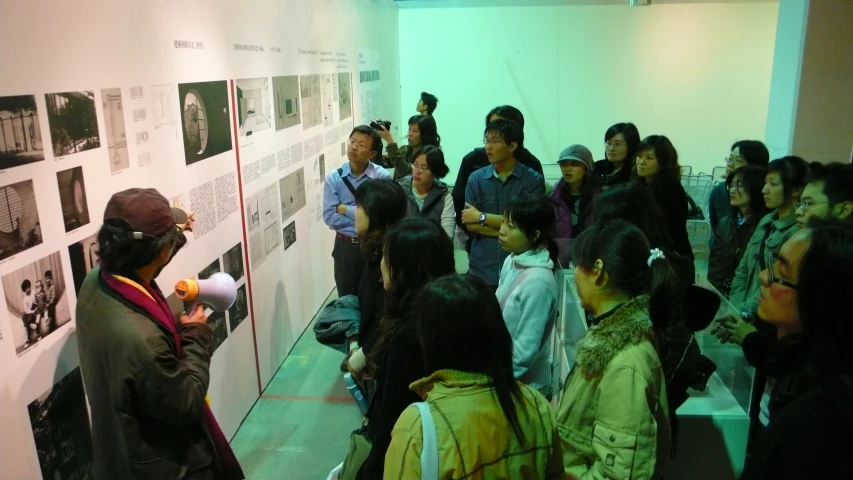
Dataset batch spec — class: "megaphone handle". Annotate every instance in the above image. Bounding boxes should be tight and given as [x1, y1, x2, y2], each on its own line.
[183, 301, 202, 315]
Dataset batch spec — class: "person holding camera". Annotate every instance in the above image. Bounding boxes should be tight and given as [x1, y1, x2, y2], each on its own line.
[76, 188, 244, 479]
[374, 115, 440, 181]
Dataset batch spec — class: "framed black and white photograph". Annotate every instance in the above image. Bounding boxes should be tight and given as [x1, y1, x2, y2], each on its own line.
[0, 179, 43, 262]
[45, 91, 100, 158]
[228, 284, 248, 332]
[338, 72, 352, 121]
[198, 258, 221, 280]
[68, 233, 99, 294]
[236, 78, 272, 139]
[283, 221, 296, 251]
[272, 75, 301, 131]
[56, 166, 90, 232]
[27, 367, 94, 479]
[208, 310, 228, 353]
[2, 251, 71, 355]
[318, 153, 325, 177]
[0, 95, 45, 171]
[101, 87, 129, 173]
[222, 243, 244, 281]
[178, 81, 233, 166]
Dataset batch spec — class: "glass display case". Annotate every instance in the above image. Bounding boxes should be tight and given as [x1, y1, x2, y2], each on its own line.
[552, 268, 753, 478]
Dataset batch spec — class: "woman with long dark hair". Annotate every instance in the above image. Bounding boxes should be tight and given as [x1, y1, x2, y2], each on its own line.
[634, 134, 694, 263]
[376, 114, 440, 181]
[591, 122, 640, 190]
[556, 220, 673, 479]
[708, 165, 769, 297]
[384, 275, 563, 478]
[352, 218, 455, 480]
[738, 219, 853, 478]
[549, 144, 598, 265]
[347, 179, 407, 371]
[497, 194, 560, 397]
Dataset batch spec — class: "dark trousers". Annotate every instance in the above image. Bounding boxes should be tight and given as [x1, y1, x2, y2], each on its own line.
[467, 273, 497, 294]
[333, 236, 364, 297]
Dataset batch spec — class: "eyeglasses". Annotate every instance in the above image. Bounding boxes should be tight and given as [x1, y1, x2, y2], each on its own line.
[411, 163, 431, 174]
[483, 138, 505, 146]
[726, 182, 745, 193]
[605, 141, 626, 149]
[796, 199, 828, 211]
[347, 139, 369, 151]
[766, 252, 798, 290]
[725, 156, 746, 166]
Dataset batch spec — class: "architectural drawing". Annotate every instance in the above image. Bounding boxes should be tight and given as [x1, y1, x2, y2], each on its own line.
[101, 88, 129, 173]
[299, 74, 322, 129]
[151, 84, 177, 127]
[338, 73, 352, 121]
[279, 167, 307, 222]
[236, 77, 272, 139]
[272, 76, 300, 131]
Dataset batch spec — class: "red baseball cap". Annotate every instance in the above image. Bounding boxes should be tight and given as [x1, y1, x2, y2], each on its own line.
[103, 188, 187, 239]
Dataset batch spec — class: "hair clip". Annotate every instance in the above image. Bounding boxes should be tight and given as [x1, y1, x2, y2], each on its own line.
[647, 248, 666, 267]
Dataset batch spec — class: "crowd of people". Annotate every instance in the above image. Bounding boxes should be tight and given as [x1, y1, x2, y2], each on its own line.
[320, 93, 853, 479]
[67, 89, 853, 480]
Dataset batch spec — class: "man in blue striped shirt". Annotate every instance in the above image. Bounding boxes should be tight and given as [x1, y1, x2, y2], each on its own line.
[323, 125, 391, 296]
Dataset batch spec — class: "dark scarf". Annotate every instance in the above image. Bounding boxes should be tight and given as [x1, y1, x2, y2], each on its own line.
[99, 268, 244, 479]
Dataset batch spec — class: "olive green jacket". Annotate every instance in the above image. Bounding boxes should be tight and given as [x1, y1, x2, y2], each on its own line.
[728, 211, 799, 313]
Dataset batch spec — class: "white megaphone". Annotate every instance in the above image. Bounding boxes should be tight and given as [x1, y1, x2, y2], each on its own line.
[174, 272, 237, 313]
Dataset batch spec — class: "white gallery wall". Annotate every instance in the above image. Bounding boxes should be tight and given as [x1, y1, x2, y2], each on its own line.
[0, 0, 400, 478]
[399, 2, 779, 181]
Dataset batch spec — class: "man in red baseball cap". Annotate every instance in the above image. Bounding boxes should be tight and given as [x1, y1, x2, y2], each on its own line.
[76, 188, 244, 479]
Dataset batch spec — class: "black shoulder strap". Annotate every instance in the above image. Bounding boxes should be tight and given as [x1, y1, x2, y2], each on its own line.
[337, 168, 357, 197]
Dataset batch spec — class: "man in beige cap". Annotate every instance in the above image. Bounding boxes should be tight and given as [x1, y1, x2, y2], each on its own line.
[76, 188, 244, 479]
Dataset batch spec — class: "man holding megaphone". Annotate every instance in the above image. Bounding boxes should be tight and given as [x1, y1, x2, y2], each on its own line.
[76, 188, 244, 480]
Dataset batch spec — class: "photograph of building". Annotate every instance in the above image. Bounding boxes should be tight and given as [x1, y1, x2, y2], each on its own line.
[44, 91, 100, 158]
[0, 95, 44, 171]
[0, 179, 42, 262]
[27, 368, 94, 479]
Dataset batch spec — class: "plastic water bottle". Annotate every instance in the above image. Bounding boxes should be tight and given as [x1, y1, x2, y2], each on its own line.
[343, 372, 370, 415]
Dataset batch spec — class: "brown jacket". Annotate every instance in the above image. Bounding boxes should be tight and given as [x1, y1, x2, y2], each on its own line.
[76, 268, 225, 479]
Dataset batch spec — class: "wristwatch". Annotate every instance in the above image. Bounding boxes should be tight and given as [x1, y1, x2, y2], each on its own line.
[478, 212, 487, 226]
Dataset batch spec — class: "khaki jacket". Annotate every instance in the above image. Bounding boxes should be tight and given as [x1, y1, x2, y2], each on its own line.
[385, 370, 564, 479]
[556, 296, 671, 479]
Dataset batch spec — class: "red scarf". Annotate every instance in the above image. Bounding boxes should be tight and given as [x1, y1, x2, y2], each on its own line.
[100, 268, 244, 479]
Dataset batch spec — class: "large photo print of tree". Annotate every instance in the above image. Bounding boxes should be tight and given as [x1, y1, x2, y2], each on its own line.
[178, 81, 233, 166]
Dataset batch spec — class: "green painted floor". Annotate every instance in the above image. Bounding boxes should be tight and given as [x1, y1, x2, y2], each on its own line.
[229, 297, 358, 480]
[230, 245, 468, 479]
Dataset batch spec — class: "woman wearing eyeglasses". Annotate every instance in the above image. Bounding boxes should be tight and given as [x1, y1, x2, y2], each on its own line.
[591, 123, 640, 190]
[708, 165, 769, 297]
[397, 145, 455, 239]
[708, 141, 770, 234]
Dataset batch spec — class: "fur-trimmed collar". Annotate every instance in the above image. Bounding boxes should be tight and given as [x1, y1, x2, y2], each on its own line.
[574, 296, 654, 376]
